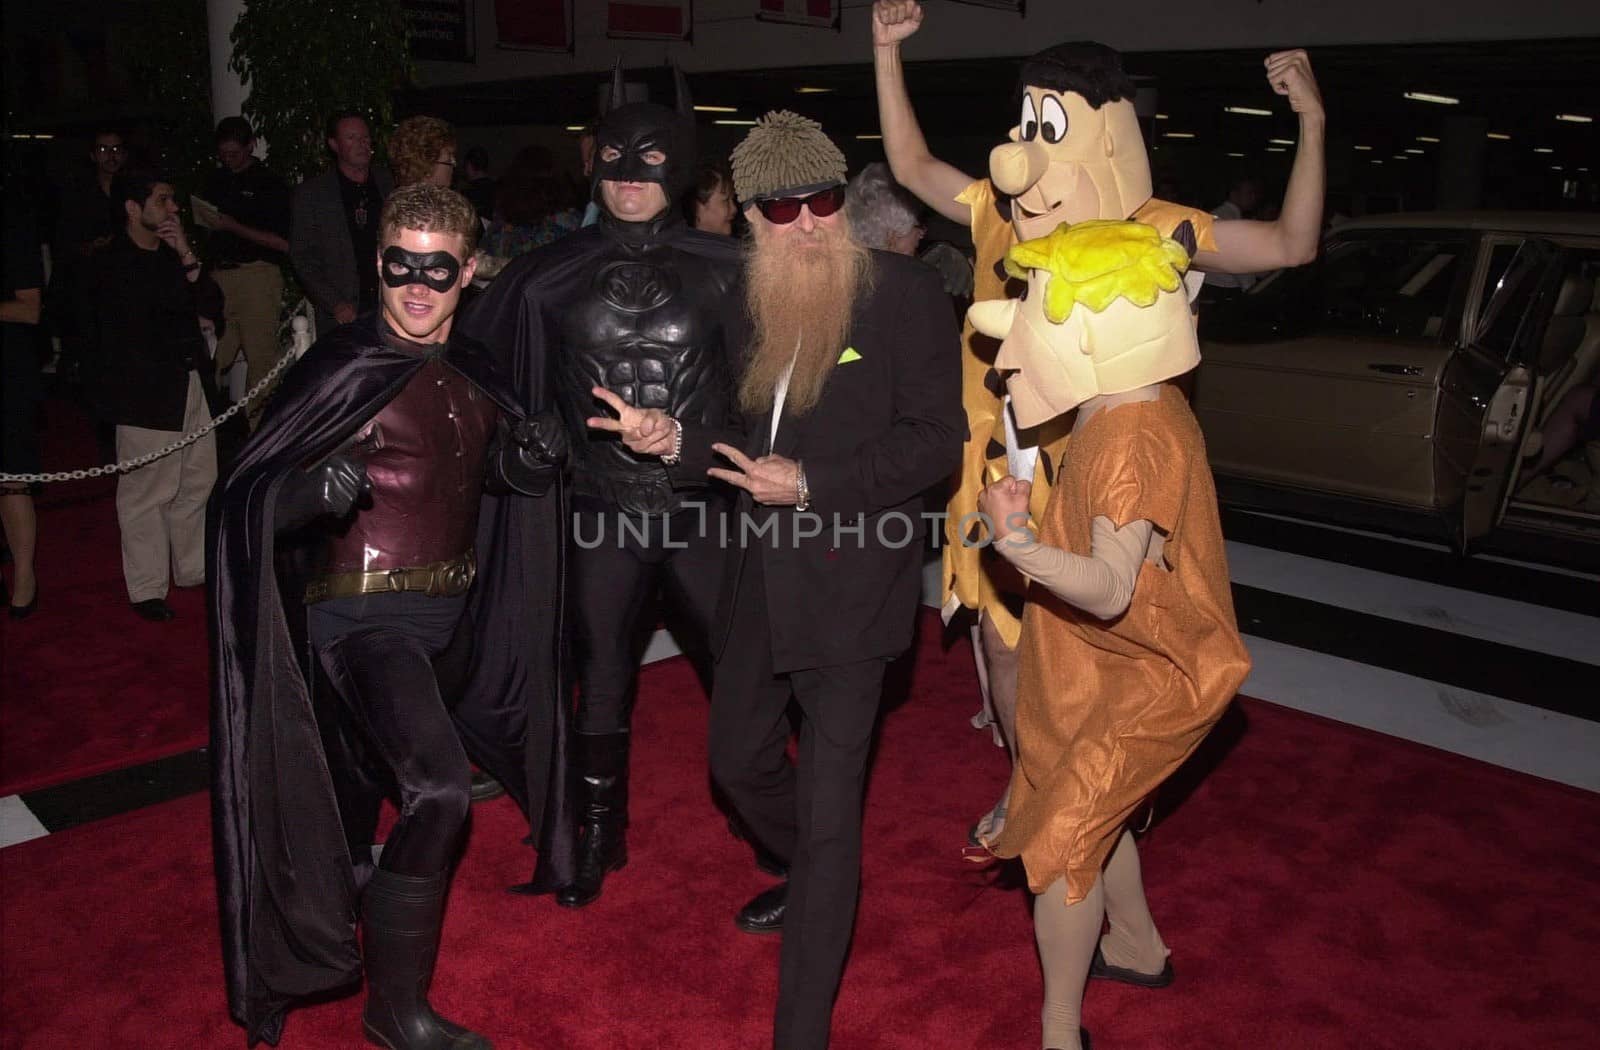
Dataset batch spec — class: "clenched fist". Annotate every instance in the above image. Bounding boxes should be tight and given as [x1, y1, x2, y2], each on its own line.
[872, 0, 924, 48]
[1264, 49, 1324, 121]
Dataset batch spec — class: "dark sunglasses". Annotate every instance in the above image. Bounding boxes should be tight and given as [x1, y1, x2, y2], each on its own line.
[754, 185, 846, 225]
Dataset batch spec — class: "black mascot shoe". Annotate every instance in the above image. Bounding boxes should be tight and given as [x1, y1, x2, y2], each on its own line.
[735, 882, 787, 935]
[1089, 945, 1174, 988]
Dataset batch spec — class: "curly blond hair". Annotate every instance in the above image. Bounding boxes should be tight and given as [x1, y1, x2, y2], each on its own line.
[389, 116, 456, 188]
[729, 110, 846, 202]
[1006, 219, 1190, 323]
[380, 183, 479, 257]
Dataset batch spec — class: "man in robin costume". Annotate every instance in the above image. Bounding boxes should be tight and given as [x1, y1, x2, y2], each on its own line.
[210, 183, 568, 1048]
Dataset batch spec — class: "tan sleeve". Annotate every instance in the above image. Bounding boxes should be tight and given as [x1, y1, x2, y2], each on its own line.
[995, 516, 1154, 620]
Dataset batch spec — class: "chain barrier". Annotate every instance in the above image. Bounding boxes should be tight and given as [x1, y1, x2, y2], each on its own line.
[1, 308, 313, 486]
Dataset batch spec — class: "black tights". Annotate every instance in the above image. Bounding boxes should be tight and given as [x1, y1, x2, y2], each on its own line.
[569, 500, 726, 734]
[312, 594, 470, 877]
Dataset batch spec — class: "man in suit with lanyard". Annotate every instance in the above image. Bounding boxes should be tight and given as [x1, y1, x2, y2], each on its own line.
[589, 111, 964, 1050]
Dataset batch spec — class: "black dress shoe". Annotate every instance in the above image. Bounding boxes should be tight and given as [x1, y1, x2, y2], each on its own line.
[1089, 945, 1174, 988]
[735, 882, 787, 935]
[469, 770, 505, 803]
[131, 598, 175, 622]
[8, 588, 36, 619]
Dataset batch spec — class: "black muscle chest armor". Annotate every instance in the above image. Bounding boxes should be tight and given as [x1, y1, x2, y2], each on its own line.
[558, 214, 738, 515]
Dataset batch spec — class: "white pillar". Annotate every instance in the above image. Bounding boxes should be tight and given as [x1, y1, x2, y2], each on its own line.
[206, 0, 254, 150]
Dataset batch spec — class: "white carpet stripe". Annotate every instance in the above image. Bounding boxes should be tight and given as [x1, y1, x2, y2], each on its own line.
[1241, 634, 1600, 792]
[0, 795, 50, 849]
[1226, 540, 1600, 666]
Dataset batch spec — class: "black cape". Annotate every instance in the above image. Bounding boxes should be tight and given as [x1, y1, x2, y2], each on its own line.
[208, 317, 570, 1045]
[458, 219, 743, 394]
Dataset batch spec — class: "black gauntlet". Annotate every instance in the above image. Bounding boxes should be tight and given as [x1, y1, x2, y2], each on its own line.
[275, 454, 369, 533]
[485, 411, 569, 497]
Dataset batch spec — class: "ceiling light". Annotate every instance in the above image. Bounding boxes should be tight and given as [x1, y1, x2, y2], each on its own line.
[1162, 132, 1195, 139]
[1405, 148, 1425, 154]
[1154, 113, 1169, 120]
[1416, 135, 1440, 143]
[1392, 155, 1408, 160]
[795, 86, 832, 95]
[1225, 106, 1272, 116]
[715, 119, 757, 126]
[563, 125, 586, 132]
[1552, 165, 1564, 171]
[693, 105, 738, 113]
[1371, 159, 1384, 164]
[1404, 92, 1459, 105]
[1555, 114, 1593, 124]
[1226, 152, 1246, 157]
[1269, 138, 1294, 145]
[1487, 132, 1511, 140]
[1353, 145, 1373, 151]
[1266, 148, 1287, 153]
[855, 134, 882, 140]
[1534, 147, 1554, 153]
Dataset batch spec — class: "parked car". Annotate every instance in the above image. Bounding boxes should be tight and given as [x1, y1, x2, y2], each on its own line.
[1192, 211, 1600, 562]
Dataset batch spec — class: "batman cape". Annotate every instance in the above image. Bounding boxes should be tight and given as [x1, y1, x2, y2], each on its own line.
[208, 316, 570, 1045]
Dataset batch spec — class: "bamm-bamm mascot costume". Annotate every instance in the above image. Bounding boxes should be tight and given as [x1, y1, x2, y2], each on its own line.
[460, 64, 749, 907]
[869, 0, 1323, 845]
[968, 220, 1251, 1050]
[210, 184, 569, 1048]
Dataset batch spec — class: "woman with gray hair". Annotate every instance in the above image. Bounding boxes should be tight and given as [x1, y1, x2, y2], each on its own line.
[846, 161, 925, 254]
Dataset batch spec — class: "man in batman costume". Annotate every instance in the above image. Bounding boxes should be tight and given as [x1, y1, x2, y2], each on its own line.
[210, 184, 570, 1048]
[463, 65, 746, 908]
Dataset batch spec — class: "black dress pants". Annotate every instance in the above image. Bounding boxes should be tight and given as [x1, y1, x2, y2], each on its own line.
[708, 551, 887, 1050]
[311, 593, 470, 877]
[569, 498, 726, 734]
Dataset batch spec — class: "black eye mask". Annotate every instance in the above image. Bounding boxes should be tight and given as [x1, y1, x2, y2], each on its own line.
[381, 247, 461, 292]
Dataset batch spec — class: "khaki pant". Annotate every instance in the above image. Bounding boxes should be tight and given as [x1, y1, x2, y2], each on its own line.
[212, 261, 283, 421]
[115, 373, 217, 603]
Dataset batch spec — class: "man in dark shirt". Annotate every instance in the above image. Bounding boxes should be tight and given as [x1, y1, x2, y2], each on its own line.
[202, 117, 290, 424]
[76, 169, 224, 622]
[290, 111, 392, 338]
[459, 145, 497, 219]
[50, 128, 127, 387]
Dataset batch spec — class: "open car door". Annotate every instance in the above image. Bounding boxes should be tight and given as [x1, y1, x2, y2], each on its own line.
[1441, 239, 1566, 550]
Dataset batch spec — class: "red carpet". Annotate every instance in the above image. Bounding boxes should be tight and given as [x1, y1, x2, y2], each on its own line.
[1, 400, 211, 795]
[3, 617, 1598, 1049]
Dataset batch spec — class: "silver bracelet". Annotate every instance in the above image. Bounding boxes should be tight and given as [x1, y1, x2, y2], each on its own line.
[795, 460, 810, 511]
[661, 418, 684, 466]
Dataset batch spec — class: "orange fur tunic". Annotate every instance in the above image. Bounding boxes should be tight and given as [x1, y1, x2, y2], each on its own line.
[986, 386, 1250, 902]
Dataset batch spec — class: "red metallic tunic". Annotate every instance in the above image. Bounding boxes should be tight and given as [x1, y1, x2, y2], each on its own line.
[324, 353, 500, 574]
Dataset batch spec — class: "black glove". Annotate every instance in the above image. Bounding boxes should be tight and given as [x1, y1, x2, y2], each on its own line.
[275, 454, 369, 533]
[486, 412, 568, 497]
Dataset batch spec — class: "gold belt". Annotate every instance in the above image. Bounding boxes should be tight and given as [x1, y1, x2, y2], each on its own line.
[304, 549, 476, 605]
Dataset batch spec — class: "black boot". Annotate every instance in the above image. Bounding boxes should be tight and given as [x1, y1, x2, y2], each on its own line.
[555, 730, 630, 909]
[361, 869, 490, 1049]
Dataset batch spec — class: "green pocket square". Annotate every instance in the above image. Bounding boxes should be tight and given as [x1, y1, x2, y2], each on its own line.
[838, 346, 862, 364]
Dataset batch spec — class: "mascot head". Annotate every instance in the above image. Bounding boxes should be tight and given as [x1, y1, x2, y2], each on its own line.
[991, 43, 1153, 242]
[967, 220, 1196, 427]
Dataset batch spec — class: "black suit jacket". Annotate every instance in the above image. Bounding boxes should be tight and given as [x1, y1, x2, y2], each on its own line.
[672, 250, 964, 673]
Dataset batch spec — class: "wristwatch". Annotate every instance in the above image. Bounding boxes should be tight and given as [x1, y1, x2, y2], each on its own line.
[661, 418, 684, 466]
